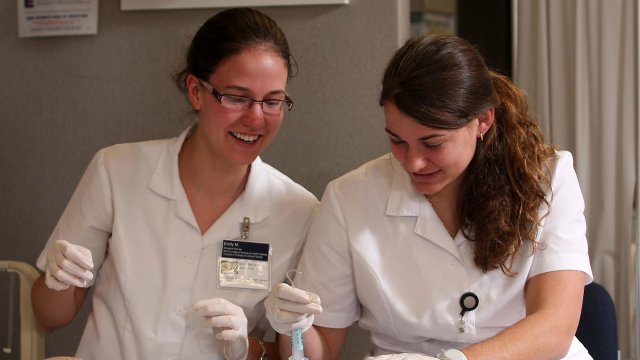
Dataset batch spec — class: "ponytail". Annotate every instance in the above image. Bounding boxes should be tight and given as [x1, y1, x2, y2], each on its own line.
[460, 71, 555, 274]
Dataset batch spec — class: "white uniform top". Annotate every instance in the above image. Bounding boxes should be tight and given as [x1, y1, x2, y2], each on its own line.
[37, 127, 319, 360]
[299, 151, 593, 359]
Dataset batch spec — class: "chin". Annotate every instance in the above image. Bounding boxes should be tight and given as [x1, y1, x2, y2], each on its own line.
[412, 182, 442, 196]
[232, 154, 260, 166]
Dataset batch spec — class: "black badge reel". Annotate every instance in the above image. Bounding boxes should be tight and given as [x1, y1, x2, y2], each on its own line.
[457, 292, 479, 334]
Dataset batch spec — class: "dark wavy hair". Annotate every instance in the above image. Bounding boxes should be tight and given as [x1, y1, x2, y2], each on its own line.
[380, 35, 555, 274]
[173, 7, 296, 94]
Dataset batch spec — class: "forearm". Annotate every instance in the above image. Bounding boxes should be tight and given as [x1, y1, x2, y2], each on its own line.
[31, 274, 88, 331]
[463, 271, 584, 360]
[462, 311, 575, 360]
[278, 332, 293, 359]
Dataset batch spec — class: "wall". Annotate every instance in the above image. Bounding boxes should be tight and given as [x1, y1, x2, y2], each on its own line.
[0, 0, 409, 358]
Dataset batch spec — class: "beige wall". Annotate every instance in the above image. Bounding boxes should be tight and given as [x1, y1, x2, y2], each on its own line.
[0, 0, 408, 357]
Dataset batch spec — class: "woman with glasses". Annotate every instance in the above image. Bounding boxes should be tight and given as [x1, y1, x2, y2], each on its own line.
[31, 7, 317, 360]
[264, 35, 593, 360]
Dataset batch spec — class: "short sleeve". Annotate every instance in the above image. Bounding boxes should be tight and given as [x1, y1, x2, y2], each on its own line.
[529, 152, 593, 284]
[297, 181, 361, 328]
[36, 149, 113, 285]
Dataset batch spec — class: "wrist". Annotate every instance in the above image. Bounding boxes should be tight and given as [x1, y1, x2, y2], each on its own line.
[257, 338, 268, 360]
[248, 337, 268, 360]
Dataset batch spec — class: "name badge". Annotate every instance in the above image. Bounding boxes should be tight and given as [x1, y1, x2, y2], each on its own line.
[218, 240, 271, 291]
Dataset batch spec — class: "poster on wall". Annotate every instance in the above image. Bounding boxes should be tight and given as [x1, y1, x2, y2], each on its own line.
[17, 0, 98, 38]
[121, 0, 347, 11]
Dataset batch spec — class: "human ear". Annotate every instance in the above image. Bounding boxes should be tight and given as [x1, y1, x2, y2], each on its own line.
[477, 108, 495, 138]
[185, 74, 203, 111]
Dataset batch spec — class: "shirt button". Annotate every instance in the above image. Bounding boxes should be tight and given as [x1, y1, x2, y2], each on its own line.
[175, 306, 185, 315]
[184, 255, 195, 263]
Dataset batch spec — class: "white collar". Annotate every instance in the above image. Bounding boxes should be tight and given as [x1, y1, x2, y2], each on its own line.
[148, 126, 271, 225]
[385, 154, 463, 260]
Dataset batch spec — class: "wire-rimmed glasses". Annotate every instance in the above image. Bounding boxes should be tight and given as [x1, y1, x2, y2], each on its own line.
[199, 80, 293, 115]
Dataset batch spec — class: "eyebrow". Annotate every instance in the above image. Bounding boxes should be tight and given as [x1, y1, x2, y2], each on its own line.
[384, 128, 445, 141]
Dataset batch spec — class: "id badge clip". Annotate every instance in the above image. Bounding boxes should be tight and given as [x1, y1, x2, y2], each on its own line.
[218, 217, 272, 291]
[455, 292, 478, 337]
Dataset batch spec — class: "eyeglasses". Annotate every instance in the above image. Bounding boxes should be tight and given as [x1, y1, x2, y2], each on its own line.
[199, 80, 293, 115]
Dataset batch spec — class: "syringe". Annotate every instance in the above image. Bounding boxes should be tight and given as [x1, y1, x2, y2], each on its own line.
[291, 328, 305, 360]
[286, 269, 309, 360]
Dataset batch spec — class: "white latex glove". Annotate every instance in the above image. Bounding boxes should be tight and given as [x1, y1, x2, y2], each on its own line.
[44, 239, 94, 291]
[365, 354, 439, 360]
[194, 298, 248, 360]
[264, 283, 322, 335]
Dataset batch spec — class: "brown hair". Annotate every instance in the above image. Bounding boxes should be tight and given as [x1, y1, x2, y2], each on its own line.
[380, 35, 555, 274]
[173, 7, 296, 94]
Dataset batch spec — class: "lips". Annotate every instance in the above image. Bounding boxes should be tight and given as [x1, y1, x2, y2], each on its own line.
[410, 170, 441, 183]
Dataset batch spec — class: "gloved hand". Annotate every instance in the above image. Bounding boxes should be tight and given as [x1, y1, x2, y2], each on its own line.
[194, 298, 248, 360]
[365, 354, 439, 360]
[436, 349, 467, 360]
[264, 283, 322, 335]
[44, 239, 94, 291]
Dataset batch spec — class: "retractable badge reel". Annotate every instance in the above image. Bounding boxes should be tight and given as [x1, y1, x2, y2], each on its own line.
[457, 292, 478, 334]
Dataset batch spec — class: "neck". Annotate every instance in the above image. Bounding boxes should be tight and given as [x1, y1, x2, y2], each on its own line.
[425, 185, 461, 238]
[178, 136, 251, 234]
[179, 134, 250, 198]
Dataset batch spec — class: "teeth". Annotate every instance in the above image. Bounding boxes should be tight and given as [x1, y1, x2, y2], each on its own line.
[231, 132, 259, 142]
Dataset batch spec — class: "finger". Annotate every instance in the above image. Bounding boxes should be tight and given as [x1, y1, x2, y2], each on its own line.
[59, 241, 94, 270]
[204, 313, 245, 331]
[214, 327, 243, 342]
[275, 297, 322, 315]
[54, 250, 93, 281]
[194, 300, 227, 316]
[280, 315, 314, 330]
[309, 292, 321, 306]
[271, 307, 312, 324]
[194, 298, 242, 317]
[45, 272, 70, 291]
[273, 283, 316, 304]
[49, 266, 89, 288]
[65, 246, 94, 270]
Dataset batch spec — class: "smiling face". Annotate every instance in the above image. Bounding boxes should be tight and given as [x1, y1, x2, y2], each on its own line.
[384, 102, 489, 199]
[186, 47, 289, 168]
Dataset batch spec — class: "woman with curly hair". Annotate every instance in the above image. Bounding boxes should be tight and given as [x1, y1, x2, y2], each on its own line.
[264, 35, 593, 360]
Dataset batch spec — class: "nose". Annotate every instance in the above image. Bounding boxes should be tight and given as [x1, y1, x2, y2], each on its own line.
[404, 146, 429, 173]
[241, 102, 266, 128]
